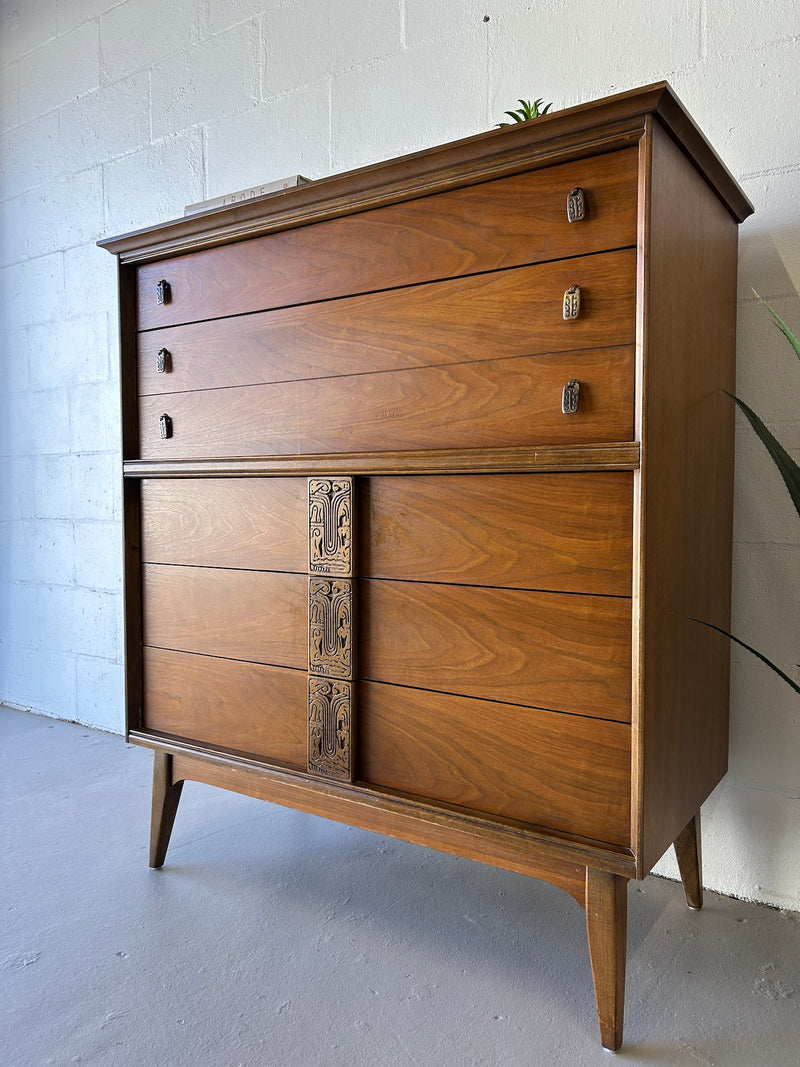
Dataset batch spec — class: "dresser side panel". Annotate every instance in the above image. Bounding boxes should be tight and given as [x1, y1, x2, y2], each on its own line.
[636, 121, 737, 874]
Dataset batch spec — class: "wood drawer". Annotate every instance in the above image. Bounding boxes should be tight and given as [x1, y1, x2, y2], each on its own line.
[140, 477, 308, 571]
[137, 250, 636, 397]
[359, 580, 632, 722]
[142, 565, 307, 668]
[361, 472, 632, 596]
[138, 472, 633, 596]
[358, 681, 631, 846]
[136, 148, 638, 330]
[143, 647, 307, 769]
[138, 347, 634, 460]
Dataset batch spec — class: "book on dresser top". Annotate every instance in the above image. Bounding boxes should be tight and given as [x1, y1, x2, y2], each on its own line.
[184, 175, 310, 216]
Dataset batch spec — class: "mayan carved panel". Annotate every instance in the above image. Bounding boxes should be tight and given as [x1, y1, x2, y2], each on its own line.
[309, 577, 353, 679]
[307, 477, 355, 781]
[309, 477, 353, 576]
[308, 677, 353, 781]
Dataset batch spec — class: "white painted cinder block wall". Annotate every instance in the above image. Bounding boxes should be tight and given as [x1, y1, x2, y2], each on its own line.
[1, 0, 798, 910]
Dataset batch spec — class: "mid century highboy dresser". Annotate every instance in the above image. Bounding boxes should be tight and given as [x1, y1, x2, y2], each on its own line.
[101, 82, 753, 1050]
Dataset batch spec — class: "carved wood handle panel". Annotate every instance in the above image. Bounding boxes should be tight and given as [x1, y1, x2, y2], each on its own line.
[307, 477, 355, 781]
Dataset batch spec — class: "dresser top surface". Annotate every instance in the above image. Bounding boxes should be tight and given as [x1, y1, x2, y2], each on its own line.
[99, 80, 753, 263]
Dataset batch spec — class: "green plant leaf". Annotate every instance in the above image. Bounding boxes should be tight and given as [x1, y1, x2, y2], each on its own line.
[693, 620, 800, 695]
[753, 289, 800, 361]
[727, 391, 800, 518]
[496, 96, 554, 127]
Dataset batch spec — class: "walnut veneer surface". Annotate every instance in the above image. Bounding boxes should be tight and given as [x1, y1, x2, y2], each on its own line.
[101, 82, 753, 1051]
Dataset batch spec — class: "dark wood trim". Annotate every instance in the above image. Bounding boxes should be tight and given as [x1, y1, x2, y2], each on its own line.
[123, 442, 641, 480]
[98, 83, 751, 265]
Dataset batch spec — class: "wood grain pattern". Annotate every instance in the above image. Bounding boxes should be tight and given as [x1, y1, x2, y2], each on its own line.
[138, 347, 635, 461]
[142, 564, 307, 667]
[143, 647, 307, 767]
[137, 250, 636, 395]
[360, 472, 633, 595]
[359, 580, 631, 721]
[633, 121, 738, 875]
[134, 151, 638, 330]
[358, 681, 631, 845]
[139, 477, 307, 570]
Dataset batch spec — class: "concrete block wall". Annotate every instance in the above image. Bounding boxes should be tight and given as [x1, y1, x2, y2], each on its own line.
[0, 0, 797, 910]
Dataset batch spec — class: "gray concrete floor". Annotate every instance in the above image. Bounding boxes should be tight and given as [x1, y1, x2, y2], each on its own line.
[2, 705, 799, 1067]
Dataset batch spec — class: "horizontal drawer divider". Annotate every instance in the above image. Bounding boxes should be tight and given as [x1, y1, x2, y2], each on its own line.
[125, 442, 641, 478]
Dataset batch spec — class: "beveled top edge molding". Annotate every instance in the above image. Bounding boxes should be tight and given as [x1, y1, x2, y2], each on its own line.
[99, 82, 753, 264]
[123, 442, 641, 478]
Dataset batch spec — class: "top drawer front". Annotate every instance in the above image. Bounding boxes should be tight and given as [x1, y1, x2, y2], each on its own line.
[136, 149, 638, 330]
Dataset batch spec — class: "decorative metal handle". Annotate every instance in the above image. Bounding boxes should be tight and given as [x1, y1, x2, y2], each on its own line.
[156, 348, 171, 374]
[159, 414, 173, 439]
[563, 285, 581, 320]
[155, 279, 170, 305]
[567, 187, 586, 223]
[562, 379, 581, 414]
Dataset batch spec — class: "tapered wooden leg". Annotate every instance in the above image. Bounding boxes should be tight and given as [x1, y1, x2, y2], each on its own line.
[585, 868, 628, 1052]
[674, 813, 703, 910]
[149, 751, 184, 869]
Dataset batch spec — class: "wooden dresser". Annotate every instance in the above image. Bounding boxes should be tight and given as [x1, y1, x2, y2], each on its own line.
[101, 82, 753, 1050]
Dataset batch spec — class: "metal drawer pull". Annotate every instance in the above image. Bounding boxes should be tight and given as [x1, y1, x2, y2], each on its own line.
[159, 414, 173, 439]
[156, 348, 171, 374]
[563, 284, 581, 320]
[562, 379, 581, 414]
[155, 279, 170, 305]
[567, 186, 586, 222]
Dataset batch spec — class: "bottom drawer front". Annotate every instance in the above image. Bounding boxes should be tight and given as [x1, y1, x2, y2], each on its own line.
[143, 647, 307, 767]
[358, 681, 631, 846]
